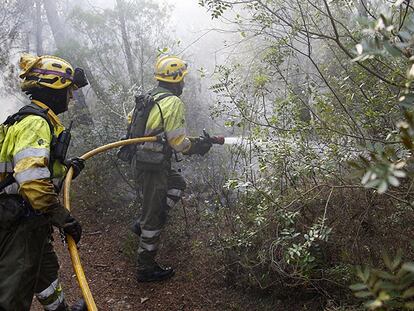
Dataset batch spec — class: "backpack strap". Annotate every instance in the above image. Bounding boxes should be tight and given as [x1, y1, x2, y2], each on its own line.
[152, 93, 174, 136]
[127, 92, 174, 139]
[4, 103, 54, 134]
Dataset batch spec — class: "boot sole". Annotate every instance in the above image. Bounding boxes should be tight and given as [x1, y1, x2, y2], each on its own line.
[137, 270, 175, 282]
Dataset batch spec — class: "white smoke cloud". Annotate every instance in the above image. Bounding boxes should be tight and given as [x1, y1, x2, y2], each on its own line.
[0, 96, 24, 123]
[0, 60, 25, 123]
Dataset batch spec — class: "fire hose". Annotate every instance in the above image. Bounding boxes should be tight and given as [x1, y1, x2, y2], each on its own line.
[63, 134, 224, 310]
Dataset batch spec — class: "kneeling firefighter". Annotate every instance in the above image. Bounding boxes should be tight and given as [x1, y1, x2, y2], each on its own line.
[118, 55, 218, 282]
[0, 54, 88, 311]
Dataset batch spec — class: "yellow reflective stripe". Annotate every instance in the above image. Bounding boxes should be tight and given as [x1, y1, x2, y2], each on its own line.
[141, 229, 161, 239]
[0, 162, 13, 173]
[13, 147, 49, 164]
[15, 167, 50, 184]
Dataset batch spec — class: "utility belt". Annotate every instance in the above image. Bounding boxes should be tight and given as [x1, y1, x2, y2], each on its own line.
[0, 193, 43, 230]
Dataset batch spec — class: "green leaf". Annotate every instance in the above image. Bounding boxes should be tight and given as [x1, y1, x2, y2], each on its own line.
[400, 272, 414, 287]
[377, 181, 388, 194]
[405, 302, 414, 310]
[373, 280, 384, 293]
[374, 270, 396, 280]
[365, 179, 381, 189]
[399, 94, 414, 108]
[387, 175, 400, 187]
[403, 287, 414, 299]
[380, 281, 397, 290]
[392, 249, 403, 271]
[366, 299, 383, 309]
[398, 30, 412, 41]
[377, 290, 391, 301]
[382, 250, 392, 271]
[350, 283, 368, 291]
[383, 41, 402, 57]
[355, 291, 374, 298]
[402, 262, 414, 273]
[357, 266, 370, 283]
[397, 267, 409, 278]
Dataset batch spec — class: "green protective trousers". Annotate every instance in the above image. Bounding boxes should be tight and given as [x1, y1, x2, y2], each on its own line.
[135, 168, 186, 270]
[0, 215, 66, 311]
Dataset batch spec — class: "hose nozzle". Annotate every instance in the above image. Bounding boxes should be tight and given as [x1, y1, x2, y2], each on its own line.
[202, 129, 225, 145]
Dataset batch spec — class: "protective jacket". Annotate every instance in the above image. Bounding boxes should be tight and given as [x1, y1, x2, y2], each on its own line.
[128, 87, 191, 156]
[0, 100, 67, 211]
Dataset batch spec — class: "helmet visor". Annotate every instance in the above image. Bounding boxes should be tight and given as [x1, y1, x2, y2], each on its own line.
[73, 68, 88, 89]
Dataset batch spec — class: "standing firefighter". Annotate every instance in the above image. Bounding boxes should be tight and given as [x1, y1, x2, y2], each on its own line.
[120, 55, 213, 282]
[0, 54, 87, 310]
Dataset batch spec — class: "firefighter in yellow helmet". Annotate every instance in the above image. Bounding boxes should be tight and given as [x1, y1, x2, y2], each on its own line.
[124, 55, 212, 282]
[0, 54, 87, 310]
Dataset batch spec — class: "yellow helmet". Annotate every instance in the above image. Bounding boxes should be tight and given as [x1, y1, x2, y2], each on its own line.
[154, 55, 188, 83]
[19, 53, 88, 91]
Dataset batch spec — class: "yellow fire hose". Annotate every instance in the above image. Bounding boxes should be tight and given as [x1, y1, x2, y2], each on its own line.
[63, 136, 158, 310]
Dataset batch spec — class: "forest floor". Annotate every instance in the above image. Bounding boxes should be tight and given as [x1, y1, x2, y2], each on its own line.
[31, 199, 298, 311]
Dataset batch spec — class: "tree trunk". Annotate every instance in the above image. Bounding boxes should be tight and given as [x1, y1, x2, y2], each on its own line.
[42, 0, 94, 126]
[42, 0, 66, 50]
[35, 0, 43, 55]
[116, 0, 137, 86]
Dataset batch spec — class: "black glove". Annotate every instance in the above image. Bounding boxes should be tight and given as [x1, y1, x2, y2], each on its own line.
[47, 204, 82, 244]
[65, 157, 85, 179]
[62, 215, 82, 244]
[186, 137, 212, 156]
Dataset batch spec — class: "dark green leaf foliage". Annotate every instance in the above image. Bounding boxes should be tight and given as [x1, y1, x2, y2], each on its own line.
[351, 249, 414, 310]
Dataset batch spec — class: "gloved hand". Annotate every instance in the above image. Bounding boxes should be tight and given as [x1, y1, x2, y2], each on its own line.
[47, 204, 82, 244]
[186, 137, 212, 156]
[65, 157, 85, 179]
[62, 215, 82, 244]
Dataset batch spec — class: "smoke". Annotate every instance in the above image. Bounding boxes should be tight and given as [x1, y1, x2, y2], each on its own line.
[0, 96, 24, 123]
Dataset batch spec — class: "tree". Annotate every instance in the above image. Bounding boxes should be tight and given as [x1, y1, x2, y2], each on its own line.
[196, 0, 414, 304]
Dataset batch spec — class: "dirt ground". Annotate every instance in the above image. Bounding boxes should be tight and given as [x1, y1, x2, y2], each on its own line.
[31, 200, 282, 311]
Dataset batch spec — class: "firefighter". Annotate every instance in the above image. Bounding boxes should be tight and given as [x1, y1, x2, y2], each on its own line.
[0, 54, 87, 310]
[129, 55, 212, 282]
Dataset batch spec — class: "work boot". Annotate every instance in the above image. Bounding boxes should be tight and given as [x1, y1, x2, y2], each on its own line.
[130, 220, 141, 236]
[137, 264, 175, 282]
[71, 299, 87, 311]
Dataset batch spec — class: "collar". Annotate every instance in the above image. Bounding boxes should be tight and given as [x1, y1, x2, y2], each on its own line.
[151, 86, 175, 96]
[31, 100, 63, 128]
